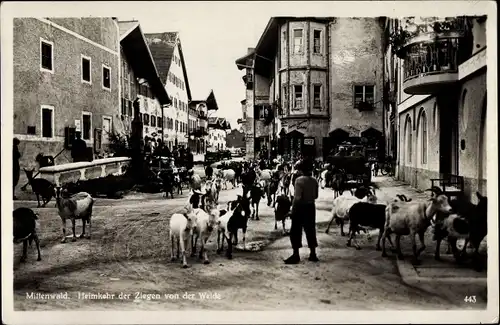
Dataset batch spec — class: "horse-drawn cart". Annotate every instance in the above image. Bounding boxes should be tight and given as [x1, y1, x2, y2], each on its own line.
[326, 155, 372, 186]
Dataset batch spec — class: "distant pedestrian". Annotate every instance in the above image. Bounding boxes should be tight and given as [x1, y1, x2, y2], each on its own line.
[186, 149, 194, 171]
[13, 138, 21, 199]
[284, 158, 319, 264]
[71, 132, 87, 162]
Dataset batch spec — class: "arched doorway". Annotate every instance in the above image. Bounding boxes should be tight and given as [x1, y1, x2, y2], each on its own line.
[404, 116, 412, 166]
[360, 127, 383, 160]
[324, 128, 349, 158]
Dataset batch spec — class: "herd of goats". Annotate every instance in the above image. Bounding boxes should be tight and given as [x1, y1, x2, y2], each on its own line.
[13, 158, 487, 271]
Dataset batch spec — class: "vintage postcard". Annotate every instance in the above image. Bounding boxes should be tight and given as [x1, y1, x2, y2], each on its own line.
[1, 1, 498, 324]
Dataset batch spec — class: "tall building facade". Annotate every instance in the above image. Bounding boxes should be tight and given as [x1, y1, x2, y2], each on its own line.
[386, 16, 488, 202]
[13, 18, 121, 166]
[118, 21, 170, 141]
[236, 17, 386, 160]
[145, 32, 192, 150]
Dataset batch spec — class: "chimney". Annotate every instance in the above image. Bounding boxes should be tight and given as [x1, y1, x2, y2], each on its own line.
[247, 47, 255, 54]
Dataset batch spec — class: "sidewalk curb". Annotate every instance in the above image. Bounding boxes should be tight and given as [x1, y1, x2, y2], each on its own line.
[396, 258, 487, 286]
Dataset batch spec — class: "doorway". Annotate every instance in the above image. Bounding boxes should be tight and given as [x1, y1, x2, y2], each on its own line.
[439, 96, 459, 176]
[102, 116, 112, 145]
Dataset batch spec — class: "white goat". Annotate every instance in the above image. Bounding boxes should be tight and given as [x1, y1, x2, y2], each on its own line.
[381, 188, 453, 264]
[191, 204, 221, 264]
[55, 187, 94, 243]
[221, 169, 236, 190]
[325, 192, 378, 236]
[169, 206, 197, 268]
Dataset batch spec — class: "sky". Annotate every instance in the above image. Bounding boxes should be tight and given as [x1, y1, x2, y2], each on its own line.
[3, 1, 489, 131]
[121, 2, 275, 129]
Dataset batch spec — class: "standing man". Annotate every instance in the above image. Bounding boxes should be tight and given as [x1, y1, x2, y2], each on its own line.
[13, 138, 21, 199]
[284, 158, 319, 264]
[71, 132, 87, 162]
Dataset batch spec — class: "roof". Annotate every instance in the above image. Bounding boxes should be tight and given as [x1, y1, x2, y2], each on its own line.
[208, 116, 231, 130]
[205, 89, 219, 111]
[144, 32, 193, 101]
[235, 51, 255, 70]
[118, 21, 171, 105]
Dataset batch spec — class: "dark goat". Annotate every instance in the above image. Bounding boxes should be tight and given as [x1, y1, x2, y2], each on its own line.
[188, 191, 207, 210]
[13, 207, 41, 262]
[250, 182, 265, 220]
[435, 192, 488, 270]
[216, 195, 252, 259]
[274, 194, 292, 234]
[346, 202, 394, 250]
[24, 168, 54, 207]
[241, 168, 257, 198]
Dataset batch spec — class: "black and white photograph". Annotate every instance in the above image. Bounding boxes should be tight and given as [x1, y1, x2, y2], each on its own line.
[1, 1, 498, 324]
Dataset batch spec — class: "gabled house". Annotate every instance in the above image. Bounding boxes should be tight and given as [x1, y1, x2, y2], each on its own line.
[118, 21, 171, 142]
[189, 89, 219, 154]
[145, 32, 192, 150]
[13, 17, 121, 168]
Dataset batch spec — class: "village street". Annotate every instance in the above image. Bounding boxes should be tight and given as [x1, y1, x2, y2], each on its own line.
[13, 176, 486, 311]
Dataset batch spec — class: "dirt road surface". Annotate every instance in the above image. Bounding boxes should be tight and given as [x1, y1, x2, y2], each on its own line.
[13, 180, 486, 311]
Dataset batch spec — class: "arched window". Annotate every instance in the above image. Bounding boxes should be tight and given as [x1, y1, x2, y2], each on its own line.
[405, 115, 412, 164]
[461, 89, 468, 130]
[433, 101, 438, 131]
[418, 109, 428, 164]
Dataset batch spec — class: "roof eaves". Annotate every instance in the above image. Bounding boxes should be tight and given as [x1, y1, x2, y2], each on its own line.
[177, 40, 193, 101]
[119, 21, 140, 40]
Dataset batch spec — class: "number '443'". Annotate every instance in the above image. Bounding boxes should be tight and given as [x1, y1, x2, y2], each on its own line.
[464, 296, 477, 303]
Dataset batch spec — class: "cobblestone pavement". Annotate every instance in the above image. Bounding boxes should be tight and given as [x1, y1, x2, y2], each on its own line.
[12, 177, 487, 311]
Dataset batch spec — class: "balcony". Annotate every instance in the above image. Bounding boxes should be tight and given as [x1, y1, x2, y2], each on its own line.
[188, 127, 208, 138]
[197, 111, 208, 120]
[391, 17, 471, 95]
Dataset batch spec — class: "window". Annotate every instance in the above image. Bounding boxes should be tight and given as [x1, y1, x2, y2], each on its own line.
[313, 84, 322, 108]
[419, 110, 428, 164]
[144, 114, 150, 126]
[353, 85, 375, 109]
[174, 98, 178, 108]
[405, 116, 412, 164]
[175, 120, 179, 131]
[158, 116, 163, 128]
[40, 39, 53, 72]
[151, 115, 156, 127]
[102, 65, 111, 90]
[293, 29, 303, 54]
[81, 55, 91, 83]
[313, 30, 321, 54]
[41, 106, 54, 138]
[281, 84, 288, 113]
[258, 105, 267, 119]
[121, 98, 127, 115]
[128, 100, 133, 116]
[293, 85, 303, 109]
[82, 112, 92, 140]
